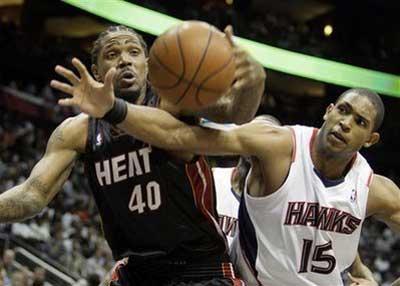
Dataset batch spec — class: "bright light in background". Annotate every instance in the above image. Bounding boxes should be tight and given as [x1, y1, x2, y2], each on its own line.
[62, 0, 400, 98]
[324, 24, 333, 37]
[226, 0, 233, 5]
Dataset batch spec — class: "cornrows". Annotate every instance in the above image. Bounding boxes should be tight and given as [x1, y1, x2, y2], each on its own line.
[91, 25, 148, 65]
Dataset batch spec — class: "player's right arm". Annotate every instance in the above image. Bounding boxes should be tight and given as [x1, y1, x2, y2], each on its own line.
[0, 115, 87, 223]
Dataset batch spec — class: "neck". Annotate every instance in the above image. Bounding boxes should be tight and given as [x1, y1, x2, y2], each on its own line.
[311, 131, 355, 180]
[116, 84, 147, 105]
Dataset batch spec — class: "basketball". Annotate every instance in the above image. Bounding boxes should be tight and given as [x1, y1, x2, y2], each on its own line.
[148, 21, 235, 110]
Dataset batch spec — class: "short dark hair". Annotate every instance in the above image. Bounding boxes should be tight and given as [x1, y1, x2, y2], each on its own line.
[91, 25, 148, 65]
[337, 88, 385, 131]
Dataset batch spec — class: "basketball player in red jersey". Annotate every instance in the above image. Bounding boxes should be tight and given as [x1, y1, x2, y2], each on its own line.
[53, 56, 400, 286]
[0, 24, 266, 286]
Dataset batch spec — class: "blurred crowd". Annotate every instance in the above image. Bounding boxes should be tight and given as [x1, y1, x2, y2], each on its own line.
[0, 111, 114, 285]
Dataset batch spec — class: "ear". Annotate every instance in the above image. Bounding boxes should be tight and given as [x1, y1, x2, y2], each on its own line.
[91, 64, 101, 81]
[323, 103, 335, 121]
[364, 132, 380, 148]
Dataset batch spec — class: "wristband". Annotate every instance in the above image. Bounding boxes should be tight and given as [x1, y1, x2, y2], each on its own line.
[102, 98, 128, 125]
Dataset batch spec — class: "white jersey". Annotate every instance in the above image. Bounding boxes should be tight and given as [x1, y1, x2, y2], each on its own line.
[231, 125, 373, 286]
[213, 167, 240, 247]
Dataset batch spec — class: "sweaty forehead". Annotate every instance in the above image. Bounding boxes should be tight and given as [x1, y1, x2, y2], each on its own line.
[101, 31, 141, 49]
[339, 92, 377, 120]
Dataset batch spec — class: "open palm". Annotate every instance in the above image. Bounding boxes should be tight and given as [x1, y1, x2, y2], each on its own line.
[50, 58, 116, 118]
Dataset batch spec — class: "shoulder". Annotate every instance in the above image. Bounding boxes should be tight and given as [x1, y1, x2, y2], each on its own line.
[367, 174, 400, 217]
[370, 174, 398, 195]
[238, 121, 293, 156]
[47, 113, 89, 153]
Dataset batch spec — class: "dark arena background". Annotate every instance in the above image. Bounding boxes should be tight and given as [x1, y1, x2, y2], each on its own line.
[0, 0, 399, 285]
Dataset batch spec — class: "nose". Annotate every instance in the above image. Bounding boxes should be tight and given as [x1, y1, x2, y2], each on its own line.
[339, 116, 351, 132]
[118, 51, 132, 68]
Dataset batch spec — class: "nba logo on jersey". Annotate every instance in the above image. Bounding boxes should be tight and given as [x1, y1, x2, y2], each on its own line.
[350, 189, 357, 202]
[96, 133, 103, 146]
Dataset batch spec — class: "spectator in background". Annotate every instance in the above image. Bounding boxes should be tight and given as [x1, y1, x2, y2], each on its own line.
[86, 273, 100, 286]
[2, 250, 15, 278]
[10, 270, 28, 286]
[32, 266, 50, 286]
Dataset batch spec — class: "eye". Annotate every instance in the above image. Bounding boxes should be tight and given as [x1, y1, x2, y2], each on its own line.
[106, 50, 118, 59]
[337, 105, 346, 114]
[129, 49, 140, 56]
[356, 117, 367, 127]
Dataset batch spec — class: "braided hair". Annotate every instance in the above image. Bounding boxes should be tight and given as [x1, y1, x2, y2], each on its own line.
[91, 25, 148, 65]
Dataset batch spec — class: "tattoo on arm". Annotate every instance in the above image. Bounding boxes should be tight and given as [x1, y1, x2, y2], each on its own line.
[0, 177, 47, 223]
[54, 126, 65, 143]
[47, 118, 75, 149]
[0, 159, 75, 223]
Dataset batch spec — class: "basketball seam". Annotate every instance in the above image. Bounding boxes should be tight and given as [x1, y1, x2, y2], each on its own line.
[151, 50, 184, 89]
[195, 49, 235, 106]
[150, 57, 229, 93]
[149, 29, 186, 90]
[150, 26, 233, 94]
[175, 25, 213, 105]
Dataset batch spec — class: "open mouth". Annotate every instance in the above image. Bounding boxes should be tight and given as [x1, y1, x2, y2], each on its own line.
[330, 131, 347, 144]
[118, 70, 136, 87]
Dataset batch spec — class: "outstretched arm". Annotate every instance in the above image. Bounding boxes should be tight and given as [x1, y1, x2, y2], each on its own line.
[51, 58, 290, 157]
[0, 116, 85, 222]
[197, 26, 265, 124]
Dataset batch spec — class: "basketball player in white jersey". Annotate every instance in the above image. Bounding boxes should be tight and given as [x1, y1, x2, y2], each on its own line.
[53, 61, 398, 285]
[212, 116, 280, 247]
[209, 116, 379, 285]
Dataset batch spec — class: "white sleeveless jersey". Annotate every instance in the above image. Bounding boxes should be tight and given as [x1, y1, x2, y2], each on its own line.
[231, 125, 373, 286]
[213, 167, 240, 247]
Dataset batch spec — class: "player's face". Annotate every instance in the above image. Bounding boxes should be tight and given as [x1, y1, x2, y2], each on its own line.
[320, 92, 379, 155]
[94, 31, 148, 97]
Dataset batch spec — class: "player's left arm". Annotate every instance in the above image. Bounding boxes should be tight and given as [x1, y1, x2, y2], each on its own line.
[196, 27, 266, 124]
[367, 174, 400, 232]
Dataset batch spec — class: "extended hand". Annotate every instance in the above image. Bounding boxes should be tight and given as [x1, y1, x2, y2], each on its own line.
[50, 58, 116, 118]
[348, 273, 378, 286]
[224, 25, 266, 92]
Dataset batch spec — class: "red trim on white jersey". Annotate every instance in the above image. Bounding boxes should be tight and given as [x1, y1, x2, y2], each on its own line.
[288, 127, 297, 162]
[367, 170, 374, 187]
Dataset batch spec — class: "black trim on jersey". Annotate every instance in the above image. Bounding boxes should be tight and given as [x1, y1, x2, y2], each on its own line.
[238, 195, 259, 279]
[313, 168, 344, 187]
[230, 188, 241, 203]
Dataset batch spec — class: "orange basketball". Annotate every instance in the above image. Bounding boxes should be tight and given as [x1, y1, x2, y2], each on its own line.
[148, 21, 235, 110]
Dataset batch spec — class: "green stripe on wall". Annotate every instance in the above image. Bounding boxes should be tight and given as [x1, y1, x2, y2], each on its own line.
[63, 0, 400, 97]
